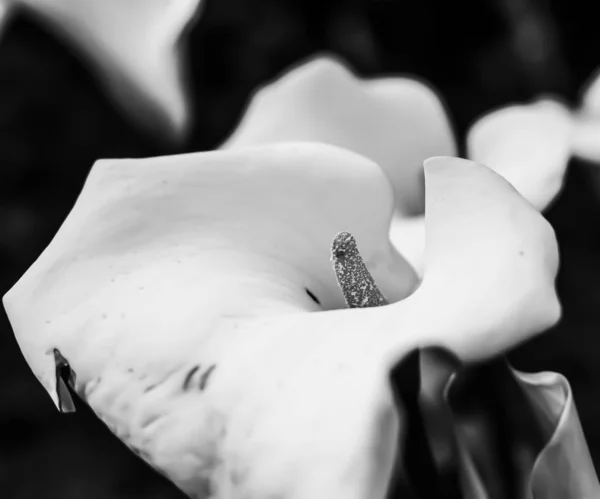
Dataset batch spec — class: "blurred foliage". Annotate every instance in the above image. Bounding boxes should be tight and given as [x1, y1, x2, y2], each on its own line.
[1, 0, 600, 497]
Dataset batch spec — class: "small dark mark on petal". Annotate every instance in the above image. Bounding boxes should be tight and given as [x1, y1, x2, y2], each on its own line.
[144, 384, 157, 393]
[127, 368, 134, 373]
[230, 468, 247, 487]
[305, 288, 321, 305]
[140, 413, 161, 429]
[53, 349, 77, 413]
[199, 365, 216, 391]
[183, 365, 201, 391]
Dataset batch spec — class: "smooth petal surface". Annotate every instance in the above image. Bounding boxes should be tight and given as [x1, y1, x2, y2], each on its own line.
[222, 56, 456, 215]
[4, 149, 559, 498]
[412, 157, 560, 360]
[389, 215, 425, 278]
[467, 99, 573, 211]
[571, 115, 600, 163]
[8, 0, 202, 138]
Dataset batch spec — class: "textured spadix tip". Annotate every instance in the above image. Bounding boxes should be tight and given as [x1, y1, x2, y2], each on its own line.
[331, 231, 359, 262]
[331, 231, 388, 309]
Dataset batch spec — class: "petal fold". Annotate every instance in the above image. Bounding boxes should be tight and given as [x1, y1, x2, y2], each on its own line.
[516, 369, 600, 497]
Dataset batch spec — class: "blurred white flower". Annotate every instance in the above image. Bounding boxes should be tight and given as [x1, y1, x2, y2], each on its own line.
[467, 99, 572, 211]
[222, 57, 457, 217]
[0, 0, 203, 139]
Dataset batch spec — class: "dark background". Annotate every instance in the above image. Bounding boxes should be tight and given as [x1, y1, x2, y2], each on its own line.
[1, 0, 600, 497]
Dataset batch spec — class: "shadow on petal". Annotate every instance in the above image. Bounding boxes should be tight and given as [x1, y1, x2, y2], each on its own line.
[388, 348, 599, 499]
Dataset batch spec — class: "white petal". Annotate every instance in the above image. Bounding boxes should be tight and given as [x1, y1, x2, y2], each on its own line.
[571, 114, 600, 163]
[222, 55, 456, 215]
[580, 67, 600, 118]
[413, 156, 561, 360]
[571, 68, 600, 164]
[4, 149, 560, 498]
[467, 99, 573, 211]
[14, 0, 202, 138]
[3, 142, 417, 411]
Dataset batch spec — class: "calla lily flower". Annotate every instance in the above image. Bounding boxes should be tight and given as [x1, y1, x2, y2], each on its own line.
[0, 0, 203, 139]
[222, 56, 573, 276]
[216, 56, 596, 496]
[4, 142, 568, 497]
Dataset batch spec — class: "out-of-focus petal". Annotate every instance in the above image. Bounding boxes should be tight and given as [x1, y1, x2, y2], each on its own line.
[222, 55, 456, 215]
[571, 68, 600, 162]
[580, 68, 600, 118]
[467, 99, 573, 211]
[13, 0, 202, 139]
[571, 115, 600, 162]
[4, 150, 559, 498]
